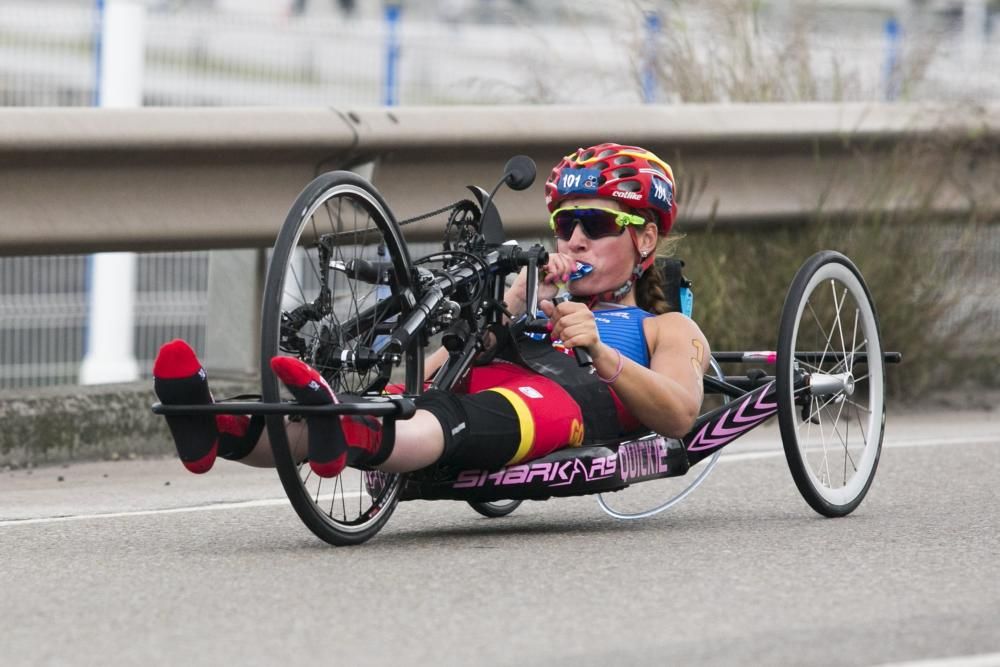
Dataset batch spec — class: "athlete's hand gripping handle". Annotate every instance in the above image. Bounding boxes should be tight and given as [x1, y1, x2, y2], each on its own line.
[554, 293, 593, 368]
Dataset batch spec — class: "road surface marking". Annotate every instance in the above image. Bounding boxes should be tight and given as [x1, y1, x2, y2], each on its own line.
[1, 434, 996, 527]
[873, 651, 1000, 667]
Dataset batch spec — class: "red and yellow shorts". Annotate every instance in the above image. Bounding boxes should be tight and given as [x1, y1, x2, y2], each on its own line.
[460, 361, 587, 465]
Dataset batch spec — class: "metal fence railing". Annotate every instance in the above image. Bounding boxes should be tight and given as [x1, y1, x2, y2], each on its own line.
[2, 1, 999, 107]
[1, 1, 997, 388]
[0, 253, 208, 389]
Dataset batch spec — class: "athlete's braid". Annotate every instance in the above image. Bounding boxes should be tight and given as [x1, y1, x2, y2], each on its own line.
[632, 210, 673, 315]
[635, 259, 670, 315]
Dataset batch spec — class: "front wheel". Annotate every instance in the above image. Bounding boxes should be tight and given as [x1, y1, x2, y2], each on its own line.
[468, 500, 523, 518]
[776, 251, 886, 518]
[261, 171, 421, 546]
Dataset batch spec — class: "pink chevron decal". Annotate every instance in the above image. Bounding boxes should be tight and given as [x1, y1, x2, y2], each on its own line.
[754, 389, 777, 411]
[687, 421, 722, 451]
[708, 407, 753, 437]
[732, 397, 760, 424]
[686, 383, 777, 452]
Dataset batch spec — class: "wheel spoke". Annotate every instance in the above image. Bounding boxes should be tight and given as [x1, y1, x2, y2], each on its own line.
[816, 402, 831, 486]
[849, 306, 860, 374]
[338, 473, 348, 520]
[287, 254, 309, 311]
[797, 391, 845, 429]
[806, 396, 815, 453]
[853, 401, 869, 442]
[806, 299, 837, 371]
[843, 402, 851, 485]
[797, 358, 828, 374]
[827, 339, 868, 376]
[844, 398, 872, 415]
[832, 281, 849, 377]
[827, 396, 857, 486]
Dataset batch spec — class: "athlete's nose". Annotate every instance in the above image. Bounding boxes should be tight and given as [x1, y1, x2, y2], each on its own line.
[566, 221, 590, 251]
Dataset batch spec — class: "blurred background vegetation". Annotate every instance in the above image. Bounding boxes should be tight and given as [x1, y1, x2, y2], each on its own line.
[649, 1, 999, 402]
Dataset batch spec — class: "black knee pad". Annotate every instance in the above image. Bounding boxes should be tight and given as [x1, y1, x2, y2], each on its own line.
[414, 389, 520, 470]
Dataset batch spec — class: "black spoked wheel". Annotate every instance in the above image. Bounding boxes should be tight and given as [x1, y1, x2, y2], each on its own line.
[468, 499, 523, 518]
[776, 251, 886, 518]
[261, 171, 422, 546]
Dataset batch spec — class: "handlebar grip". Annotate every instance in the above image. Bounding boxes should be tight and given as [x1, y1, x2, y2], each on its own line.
[572, 346, 593, 367]
[552, 293, 593, 368]
[521, 318, 550, 334]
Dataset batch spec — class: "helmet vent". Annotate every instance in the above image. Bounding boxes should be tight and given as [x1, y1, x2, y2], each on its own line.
[611, 167, 638, 179]
[596, 149, 616, 159]
[618, 179, 642, 192]
[580, 149, 595, 161]
[613, 156, 633, 165]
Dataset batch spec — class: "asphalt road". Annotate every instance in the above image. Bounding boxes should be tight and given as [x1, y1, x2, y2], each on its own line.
[2, 408, 998, 667]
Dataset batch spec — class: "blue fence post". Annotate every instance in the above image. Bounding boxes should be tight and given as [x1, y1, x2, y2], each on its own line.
[883, 16, 901, 101]
[642, 10, 662, 104]
[93, 0, 104, 106]
[384, 3, 401, 106]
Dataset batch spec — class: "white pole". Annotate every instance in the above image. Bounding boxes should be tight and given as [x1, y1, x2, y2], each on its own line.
[963, 0, 986, 67]
[80, 0, 146, 385]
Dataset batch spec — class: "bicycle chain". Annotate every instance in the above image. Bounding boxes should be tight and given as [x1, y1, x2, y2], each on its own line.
[397, 201, 466, 226]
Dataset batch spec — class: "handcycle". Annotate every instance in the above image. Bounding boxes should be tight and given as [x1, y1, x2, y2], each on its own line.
[154, 156, 901, 546]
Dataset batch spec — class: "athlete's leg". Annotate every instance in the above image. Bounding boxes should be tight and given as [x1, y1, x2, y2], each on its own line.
[236, 413, 444, 471]
[271, 358, 587, 476]
[374, 410, 445, 472]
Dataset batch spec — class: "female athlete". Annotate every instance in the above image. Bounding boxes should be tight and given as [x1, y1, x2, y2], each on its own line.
[153, 143, 711, 478]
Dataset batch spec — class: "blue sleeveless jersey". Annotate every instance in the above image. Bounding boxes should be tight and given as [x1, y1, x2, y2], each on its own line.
[533, 305, 654, 367]
[593, 306, 653, 367]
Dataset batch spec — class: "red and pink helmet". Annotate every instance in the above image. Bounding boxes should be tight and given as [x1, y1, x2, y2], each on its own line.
[544, 142, 678, 234]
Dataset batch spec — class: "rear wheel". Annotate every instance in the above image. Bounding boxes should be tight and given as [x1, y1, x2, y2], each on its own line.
[776, 251, 886, 517]
[261, 171, 422, 546]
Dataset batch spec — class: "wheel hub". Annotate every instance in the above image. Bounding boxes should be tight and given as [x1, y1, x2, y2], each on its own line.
[808, 371, 855, 397]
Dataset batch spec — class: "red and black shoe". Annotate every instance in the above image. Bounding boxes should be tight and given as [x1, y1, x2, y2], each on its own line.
[153, 339, 219, 474]
[269, 357, 388, 477]
[154, 340, 263, 473]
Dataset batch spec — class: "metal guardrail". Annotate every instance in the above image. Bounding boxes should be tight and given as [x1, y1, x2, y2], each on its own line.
[1, 103, 997, 256]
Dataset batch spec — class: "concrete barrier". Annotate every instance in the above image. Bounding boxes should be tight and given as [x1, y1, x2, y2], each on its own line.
[0, 379, 257, 468]
[1, 103, 997, 256]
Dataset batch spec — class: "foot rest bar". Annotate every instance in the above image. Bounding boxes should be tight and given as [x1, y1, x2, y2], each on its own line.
[152, 397, 416, 419]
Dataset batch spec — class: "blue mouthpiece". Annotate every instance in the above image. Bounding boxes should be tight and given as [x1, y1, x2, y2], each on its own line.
[568, 262, 593, 281]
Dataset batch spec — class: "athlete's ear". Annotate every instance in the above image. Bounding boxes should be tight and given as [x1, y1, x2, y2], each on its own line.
[637, 222, 658, 258]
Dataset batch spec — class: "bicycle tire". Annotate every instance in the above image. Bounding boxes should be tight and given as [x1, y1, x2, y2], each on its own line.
[468, 499, 523, 518]
[261, 171, 421, 546]
[776, 251, 886, 517]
